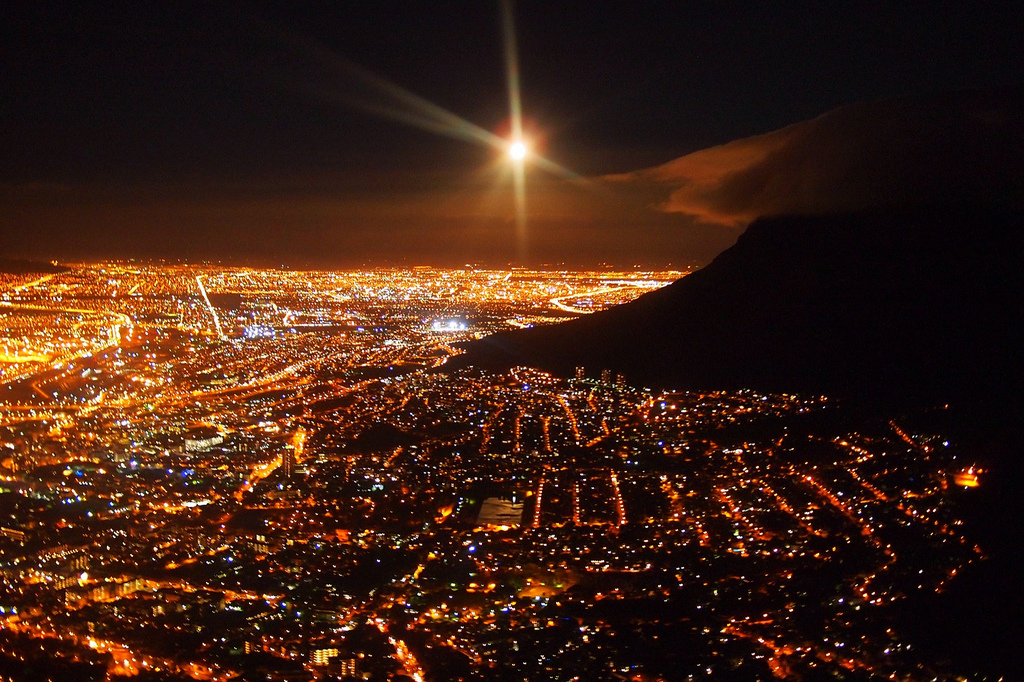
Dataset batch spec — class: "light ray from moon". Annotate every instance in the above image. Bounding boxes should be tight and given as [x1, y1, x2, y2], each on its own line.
[502, 0, 529, 261]
[268, 24, 507, 149]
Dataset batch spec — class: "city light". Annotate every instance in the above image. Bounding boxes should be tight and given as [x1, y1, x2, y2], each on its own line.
[0, 262, 986, 681]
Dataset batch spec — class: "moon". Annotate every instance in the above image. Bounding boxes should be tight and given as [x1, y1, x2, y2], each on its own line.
[509, 140, 527, 161]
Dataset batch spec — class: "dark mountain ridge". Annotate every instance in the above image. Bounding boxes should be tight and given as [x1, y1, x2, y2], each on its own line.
[0, 258, 67, 274]
[457, 205, 1024, 405]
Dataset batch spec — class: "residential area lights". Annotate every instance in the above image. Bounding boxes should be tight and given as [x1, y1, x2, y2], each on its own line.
[0, 262, 985, 680]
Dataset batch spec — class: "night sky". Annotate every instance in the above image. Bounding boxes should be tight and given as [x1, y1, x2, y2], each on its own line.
[3, 1, 1022, 267]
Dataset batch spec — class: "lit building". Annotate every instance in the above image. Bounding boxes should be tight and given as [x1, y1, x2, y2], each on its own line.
[311, 647, 339, 666]
[184, 428, 224, 453]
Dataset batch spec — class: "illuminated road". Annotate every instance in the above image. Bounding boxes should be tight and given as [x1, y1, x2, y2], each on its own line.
[0, 615, 235, 680]
[375, 619, 426, 682]
[609, 471, 626, 526]
[0, 273, 55, 295]
[0, 298, 134, 393]
[548, 283, 657, 314]
[235, 427, 307, 500]
[194, 275, 226, 340]
[533, 475, 546, 527]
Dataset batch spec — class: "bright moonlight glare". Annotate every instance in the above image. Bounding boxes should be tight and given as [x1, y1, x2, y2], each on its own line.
[509, 140, 527, 161]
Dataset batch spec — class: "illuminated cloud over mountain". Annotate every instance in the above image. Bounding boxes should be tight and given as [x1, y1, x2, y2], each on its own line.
[606, 89, 1024, 226]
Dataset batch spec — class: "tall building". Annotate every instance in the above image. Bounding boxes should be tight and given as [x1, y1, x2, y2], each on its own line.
[282, 446, 295, 479]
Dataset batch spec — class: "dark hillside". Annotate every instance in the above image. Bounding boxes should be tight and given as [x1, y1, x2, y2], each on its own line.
[456, 206, 1024, 405]
[0, 258, 67, 274]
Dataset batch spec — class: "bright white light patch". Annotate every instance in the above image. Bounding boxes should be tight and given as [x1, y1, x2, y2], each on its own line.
[509, 141, 527, 160]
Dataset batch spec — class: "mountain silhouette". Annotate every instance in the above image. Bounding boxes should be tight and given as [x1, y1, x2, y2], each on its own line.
[457, 205, 1024, 404]
[455, 90, 1024, 677]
